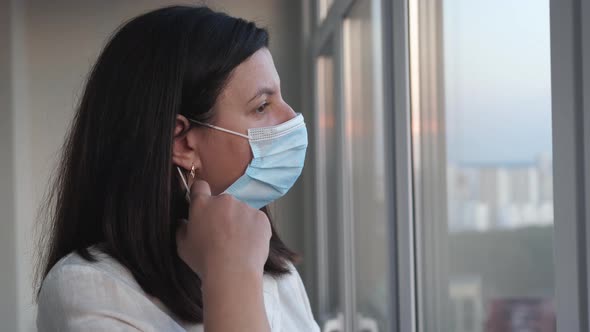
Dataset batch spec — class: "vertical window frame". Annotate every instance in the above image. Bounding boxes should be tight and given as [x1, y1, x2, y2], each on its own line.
[551, 0, 590, 331]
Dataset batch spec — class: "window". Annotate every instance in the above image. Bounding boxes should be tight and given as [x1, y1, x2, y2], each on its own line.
[409, 0, 555, 331]
[318, 0, 335, 23]
[306, 0, 588, 331]
[315, 37, 345, 328]
[313, 0, 392, 331]
[343, 0, 392, 331]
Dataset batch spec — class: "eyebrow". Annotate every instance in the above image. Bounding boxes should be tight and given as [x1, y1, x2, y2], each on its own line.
[247, 87, 276, 104]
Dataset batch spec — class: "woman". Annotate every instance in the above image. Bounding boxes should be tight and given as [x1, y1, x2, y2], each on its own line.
[35, 5, 319, 332]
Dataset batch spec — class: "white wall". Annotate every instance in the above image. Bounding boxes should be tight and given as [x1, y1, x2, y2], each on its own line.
[1, 1, 305, 330]
[0, 0, 17, 331]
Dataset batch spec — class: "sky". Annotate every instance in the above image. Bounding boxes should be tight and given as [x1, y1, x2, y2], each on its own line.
[442, 0, 552, 164]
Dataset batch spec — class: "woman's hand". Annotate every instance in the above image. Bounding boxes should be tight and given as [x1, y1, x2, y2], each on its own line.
[176, 179, 271, 281]
[176, 179, 272, 332]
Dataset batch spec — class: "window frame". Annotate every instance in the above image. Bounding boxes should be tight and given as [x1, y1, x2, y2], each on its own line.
[551, 0, 590, 331]
[407, 0, 449, 330]
[304, 0, 590, 331]
[306, 0, 415, 331]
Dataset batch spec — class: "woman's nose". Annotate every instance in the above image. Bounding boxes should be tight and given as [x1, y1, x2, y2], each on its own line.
[278, 102, 297, 123]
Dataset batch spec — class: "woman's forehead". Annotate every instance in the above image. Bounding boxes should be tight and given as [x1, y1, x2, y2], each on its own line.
[222, 48, 280, 102]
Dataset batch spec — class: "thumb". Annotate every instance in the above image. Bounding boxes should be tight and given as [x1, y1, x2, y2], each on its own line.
[189, 179, 212, 202]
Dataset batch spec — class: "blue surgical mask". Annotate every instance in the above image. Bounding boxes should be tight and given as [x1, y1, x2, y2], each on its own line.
[179, 113, 308, 209]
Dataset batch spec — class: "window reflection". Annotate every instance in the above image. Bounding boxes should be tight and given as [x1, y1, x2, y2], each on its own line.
[318, 0, 335, 23]
[315, 41, 344, 329]
[344, 0, 391, 331]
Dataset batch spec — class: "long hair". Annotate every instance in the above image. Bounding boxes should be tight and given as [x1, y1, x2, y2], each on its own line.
[35, 5, 299, 323]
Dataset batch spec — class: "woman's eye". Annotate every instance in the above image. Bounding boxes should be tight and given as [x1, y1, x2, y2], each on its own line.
[256, 102, 269, 113]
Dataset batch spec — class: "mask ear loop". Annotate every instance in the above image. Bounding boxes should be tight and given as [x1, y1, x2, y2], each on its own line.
[187, 117, 250, 139]
[176, 166, 191, 203]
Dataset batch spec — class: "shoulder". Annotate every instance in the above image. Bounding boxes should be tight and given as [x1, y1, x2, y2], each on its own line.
[37, 247, 184, 332]
[39, 247, 145, 302]
[271, 261, 321, 331]
[43, 247, 132, 283]
[276, 260, 308, 294]
[275, 261, 315, 314]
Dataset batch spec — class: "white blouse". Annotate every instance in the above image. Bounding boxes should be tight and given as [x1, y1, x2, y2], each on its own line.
[37, 246, 321, 332]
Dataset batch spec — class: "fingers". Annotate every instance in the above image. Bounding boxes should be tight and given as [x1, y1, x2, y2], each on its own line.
[189, 179, 212, 201]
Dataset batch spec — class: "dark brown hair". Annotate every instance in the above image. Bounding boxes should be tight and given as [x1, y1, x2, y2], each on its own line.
[35, 5, 299, 323]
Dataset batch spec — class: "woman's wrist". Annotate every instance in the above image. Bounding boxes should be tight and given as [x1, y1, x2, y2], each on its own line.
[201, 265, 263, 291]
[201, 265, 270, 332]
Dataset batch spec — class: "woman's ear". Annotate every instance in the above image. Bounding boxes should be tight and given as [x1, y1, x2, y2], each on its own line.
[172, 114, 202, 173]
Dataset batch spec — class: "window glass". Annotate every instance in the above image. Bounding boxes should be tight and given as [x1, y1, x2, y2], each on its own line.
[410, 0, 556, 331]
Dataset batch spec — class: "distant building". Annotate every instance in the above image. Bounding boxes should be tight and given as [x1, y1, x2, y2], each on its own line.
[448, 154, 553, 232]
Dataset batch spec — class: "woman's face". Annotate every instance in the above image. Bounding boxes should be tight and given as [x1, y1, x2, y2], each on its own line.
[173, 48, 296, 195]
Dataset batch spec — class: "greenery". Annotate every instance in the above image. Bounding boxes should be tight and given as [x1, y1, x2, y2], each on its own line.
[449, 225, 555, 298]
